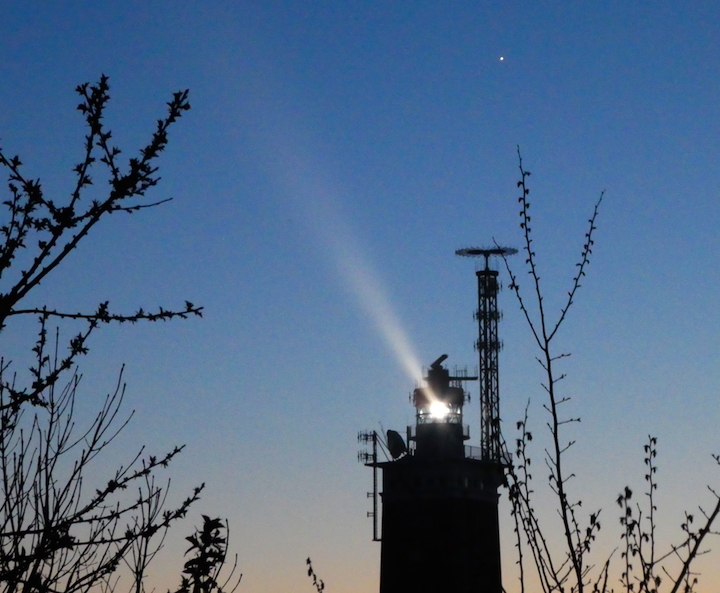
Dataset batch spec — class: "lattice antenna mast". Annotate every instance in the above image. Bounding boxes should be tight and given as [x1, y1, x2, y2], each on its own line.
[456, 247, 517, 463]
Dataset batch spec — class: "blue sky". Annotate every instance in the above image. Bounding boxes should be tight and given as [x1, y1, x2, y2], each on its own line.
[2, 2, 720, 591]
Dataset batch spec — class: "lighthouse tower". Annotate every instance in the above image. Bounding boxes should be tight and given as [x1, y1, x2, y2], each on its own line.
[360, 246, 514, 593]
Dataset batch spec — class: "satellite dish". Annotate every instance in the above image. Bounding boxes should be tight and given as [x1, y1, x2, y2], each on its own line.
[430, 354, 449, 369]
[387, 430, 407, 459]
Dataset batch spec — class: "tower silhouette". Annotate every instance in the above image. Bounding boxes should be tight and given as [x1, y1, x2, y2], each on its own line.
[360, 247, 514, 593]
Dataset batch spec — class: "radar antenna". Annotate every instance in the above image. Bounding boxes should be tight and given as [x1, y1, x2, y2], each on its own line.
[456, 246, 516, 463]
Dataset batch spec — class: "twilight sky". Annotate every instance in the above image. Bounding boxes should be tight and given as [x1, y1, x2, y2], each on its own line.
[2, 2, 720, 592]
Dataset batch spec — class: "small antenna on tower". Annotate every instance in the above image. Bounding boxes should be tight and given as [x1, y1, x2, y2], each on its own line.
[456, 245, 516, 463]
[358, 431, 380, 541]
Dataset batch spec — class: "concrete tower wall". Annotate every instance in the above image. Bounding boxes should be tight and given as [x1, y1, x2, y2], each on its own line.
[378, 458, 502, 593]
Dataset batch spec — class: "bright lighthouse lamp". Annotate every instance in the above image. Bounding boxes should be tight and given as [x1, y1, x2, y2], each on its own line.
[429, 401, 451, 420]
[412, 355, 468, 425]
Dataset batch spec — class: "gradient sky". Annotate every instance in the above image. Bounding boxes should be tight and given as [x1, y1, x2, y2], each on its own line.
[2, 2, 720, 592]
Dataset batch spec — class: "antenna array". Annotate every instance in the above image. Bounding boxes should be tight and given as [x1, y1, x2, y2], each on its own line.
[456, 246, 516, 463]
